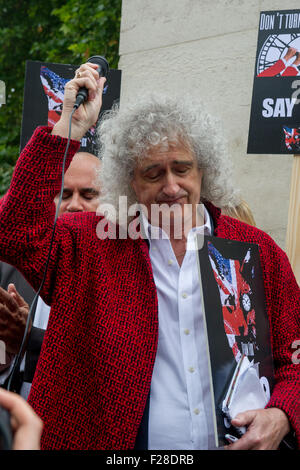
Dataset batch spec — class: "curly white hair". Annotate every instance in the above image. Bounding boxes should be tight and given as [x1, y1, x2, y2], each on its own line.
[97, 94, 239, 223]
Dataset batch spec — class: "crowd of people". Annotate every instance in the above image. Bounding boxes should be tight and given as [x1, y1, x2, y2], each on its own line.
[0, 61, 299, 450]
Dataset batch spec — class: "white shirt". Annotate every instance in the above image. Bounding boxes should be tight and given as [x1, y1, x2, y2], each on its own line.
[33, 296, 51, 331]
[142, 207, 216, 450]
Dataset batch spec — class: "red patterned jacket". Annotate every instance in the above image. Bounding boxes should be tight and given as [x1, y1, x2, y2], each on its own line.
[0, 127, 299, 449]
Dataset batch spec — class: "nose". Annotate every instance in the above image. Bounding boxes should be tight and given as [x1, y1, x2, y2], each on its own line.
[162, 173, 181, 199]
[66, 194, 83, 212]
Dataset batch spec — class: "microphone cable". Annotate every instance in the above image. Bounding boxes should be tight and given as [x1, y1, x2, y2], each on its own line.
[6, 107, 76, 392]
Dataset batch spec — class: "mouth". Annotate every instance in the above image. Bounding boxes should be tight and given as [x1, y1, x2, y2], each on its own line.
[156, 196, 187, 206]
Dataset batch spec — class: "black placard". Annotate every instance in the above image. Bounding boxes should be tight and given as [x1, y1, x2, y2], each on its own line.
[20, 60, 121, 156]
[248, 10, 300, 154]
[197, 236, 274, 447]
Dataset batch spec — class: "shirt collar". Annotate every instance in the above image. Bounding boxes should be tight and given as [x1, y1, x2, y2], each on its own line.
[140, 204, 212, 246]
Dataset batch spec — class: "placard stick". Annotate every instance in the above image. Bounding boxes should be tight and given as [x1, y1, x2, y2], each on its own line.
[286, 155, 300, 285]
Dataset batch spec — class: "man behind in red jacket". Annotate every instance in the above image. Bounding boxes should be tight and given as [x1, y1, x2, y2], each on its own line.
[0, 62, 299, 450]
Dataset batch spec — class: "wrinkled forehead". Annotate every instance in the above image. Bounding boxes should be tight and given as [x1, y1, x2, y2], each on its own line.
[133, 138, 196, 168]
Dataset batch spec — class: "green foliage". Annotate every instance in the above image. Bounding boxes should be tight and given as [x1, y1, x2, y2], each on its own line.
[0, 0, 121, 195]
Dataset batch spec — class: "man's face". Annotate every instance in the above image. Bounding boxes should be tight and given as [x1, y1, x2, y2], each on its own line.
[55, 152, 100, 216]
[131, 144, 203, 232]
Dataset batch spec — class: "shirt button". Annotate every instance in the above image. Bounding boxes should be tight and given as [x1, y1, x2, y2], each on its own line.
[188, 367, 195, 373]
[184, 329, 190, 335]
[194, 408, 200, 415]
[182, 292, 188, 299]
[168, 259, 173, 266]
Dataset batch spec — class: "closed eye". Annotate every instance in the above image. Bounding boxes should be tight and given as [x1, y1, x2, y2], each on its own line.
[80, 189, 100, 200]
[143, 169, 163, 181]
[62, 190, 72, 200]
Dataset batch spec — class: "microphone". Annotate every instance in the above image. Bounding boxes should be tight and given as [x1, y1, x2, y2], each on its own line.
[74, 55, 109, 109]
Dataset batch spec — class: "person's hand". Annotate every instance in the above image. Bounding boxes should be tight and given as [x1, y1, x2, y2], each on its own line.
[0, 284, 30, 355]
[52, 62, 106, 141]
[225, 407, 291, 450]
[284, 47, 298, 62]
[292, 52, 300, 66]
[0, 388, 43, 450]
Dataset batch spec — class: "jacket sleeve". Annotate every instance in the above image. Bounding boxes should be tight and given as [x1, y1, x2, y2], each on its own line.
[257, 59, 286, 77]
[262, 239, 300, 447]
[0, 126, 80, 305]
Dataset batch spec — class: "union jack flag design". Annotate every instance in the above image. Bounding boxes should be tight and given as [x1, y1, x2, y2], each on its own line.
[283, 126, 300, 151]
[39, 65, 106, 154]
[207, 241, 257, 362]
[40, 66, 69, 127]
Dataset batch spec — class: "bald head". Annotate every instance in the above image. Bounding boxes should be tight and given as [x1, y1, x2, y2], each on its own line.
[55, 152, 101, 216]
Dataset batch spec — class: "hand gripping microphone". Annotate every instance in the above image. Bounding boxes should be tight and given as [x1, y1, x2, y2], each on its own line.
[74, 55, 109, 109]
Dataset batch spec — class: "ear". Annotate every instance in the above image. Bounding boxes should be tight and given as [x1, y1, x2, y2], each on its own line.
[197, 168, 204, 180]
[130, 177, 137, 195]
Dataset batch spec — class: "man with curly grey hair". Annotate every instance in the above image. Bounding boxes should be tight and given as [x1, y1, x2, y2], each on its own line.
[97, 94, 236, 228]
[0, 62, 298, 451]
